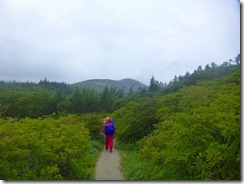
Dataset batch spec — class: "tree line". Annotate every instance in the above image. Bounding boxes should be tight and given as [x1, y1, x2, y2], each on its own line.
[0, 54, 240, 119]
[0, 81, 125, 118]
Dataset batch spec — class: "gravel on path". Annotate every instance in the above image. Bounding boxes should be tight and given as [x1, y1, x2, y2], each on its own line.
[95, 148, 125, 180]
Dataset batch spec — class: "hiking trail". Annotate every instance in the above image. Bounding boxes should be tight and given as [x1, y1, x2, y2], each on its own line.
[95, 147, 125, 180]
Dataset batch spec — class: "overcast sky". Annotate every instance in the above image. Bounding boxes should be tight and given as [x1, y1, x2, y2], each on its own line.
[0, 0, 240, 85]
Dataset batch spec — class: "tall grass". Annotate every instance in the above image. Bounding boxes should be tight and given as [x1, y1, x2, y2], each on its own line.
[116, 141, 147, 180]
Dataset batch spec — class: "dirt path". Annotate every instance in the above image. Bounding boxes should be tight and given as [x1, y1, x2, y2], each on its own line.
[95, 147, 125, 180]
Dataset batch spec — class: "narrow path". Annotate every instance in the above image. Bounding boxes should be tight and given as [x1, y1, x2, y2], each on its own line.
[95, 147, 125, 180]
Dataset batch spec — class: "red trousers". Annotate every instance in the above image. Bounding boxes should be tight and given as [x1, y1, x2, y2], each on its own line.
[105, 135, 114, 151]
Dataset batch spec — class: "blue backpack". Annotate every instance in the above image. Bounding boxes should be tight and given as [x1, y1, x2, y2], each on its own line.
[105, 124, 115, 135]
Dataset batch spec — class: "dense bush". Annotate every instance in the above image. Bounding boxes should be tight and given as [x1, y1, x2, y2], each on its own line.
[137, 70, 240, 180]
[115, 67, 240, 180]
[70, 113, 106, 141]
[0, 115, 98, 180]
[112, 97, 161, 143]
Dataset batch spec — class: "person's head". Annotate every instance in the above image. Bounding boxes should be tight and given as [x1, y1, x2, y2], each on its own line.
[106, 118, 112, 124]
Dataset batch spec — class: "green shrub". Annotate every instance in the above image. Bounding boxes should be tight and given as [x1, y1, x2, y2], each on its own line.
[0, 115, 96, 180]
[112, 97, 160, 143]
[137, 78, 240, 180]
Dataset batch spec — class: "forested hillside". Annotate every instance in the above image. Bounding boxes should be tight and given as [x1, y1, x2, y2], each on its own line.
[0, 54, 240, 180]
[0, 78, 147, 118]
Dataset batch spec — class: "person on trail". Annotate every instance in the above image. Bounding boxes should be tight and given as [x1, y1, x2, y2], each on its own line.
[103, 118, 115, 153]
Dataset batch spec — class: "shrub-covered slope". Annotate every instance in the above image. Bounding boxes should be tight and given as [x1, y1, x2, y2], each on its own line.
[113, 66, 240, 180]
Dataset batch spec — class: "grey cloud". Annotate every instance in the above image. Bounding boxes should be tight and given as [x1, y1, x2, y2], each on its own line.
[0, 0, 240, 85]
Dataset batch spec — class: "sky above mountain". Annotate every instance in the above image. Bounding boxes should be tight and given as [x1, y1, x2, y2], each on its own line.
[0, 0, 240, 85]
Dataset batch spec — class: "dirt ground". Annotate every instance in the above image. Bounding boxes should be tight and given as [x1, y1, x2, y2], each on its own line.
[95, 147, 125, 180]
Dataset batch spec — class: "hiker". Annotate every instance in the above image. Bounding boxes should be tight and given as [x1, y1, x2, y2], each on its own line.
[103, 118, 115, 153]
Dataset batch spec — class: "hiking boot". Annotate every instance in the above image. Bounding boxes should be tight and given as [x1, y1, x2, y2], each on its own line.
[109, 150, 112, 153]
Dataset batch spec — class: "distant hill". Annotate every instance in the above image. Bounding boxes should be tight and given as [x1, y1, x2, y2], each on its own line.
[71, 78, 147, 93]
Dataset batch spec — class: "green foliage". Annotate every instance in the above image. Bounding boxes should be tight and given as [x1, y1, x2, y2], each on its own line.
[120, 150, 147, 180]
[0, 91, 55, 118]
[160, 55, 240, 95]
[0, 115, 98, 180]
[99, 86, 127, 112]
[0, 79, 73, 95]
[69, 87, 101, 114]
[0, 81, 134, 118]
[137, 69, 240, 180]
[112, 97, 161, 143]
[71, 113, 105, 141]
[116, 142, 147, 180]
[100, 86, 115, 113]
[149, 76, 160, 92]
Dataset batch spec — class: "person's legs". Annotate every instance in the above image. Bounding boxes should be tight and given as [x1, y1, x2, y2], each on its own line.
[108, 135, 114, 152]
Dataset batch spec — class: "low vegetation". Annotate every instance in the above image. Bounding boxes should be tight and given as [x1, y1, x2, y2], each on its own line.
[0, 115, 102, 180]
[0, 54, 240, 180]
